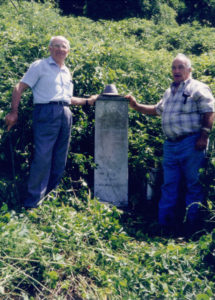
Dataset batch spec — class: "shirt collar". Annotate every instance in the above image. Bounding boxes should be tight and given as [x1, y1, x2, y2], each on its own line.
[171, 77, 192, 93]
[47, 56, 67, 70]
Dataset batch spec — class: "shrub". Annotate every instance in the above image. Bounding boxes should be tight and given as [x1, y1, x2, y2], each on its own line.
[0, 1, 215, 212]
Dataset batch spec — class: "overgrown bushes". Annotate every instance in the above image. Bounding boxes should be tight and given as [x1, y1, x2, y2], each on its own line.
[0, 0, 215, 210]
[57, 0, 215, 27]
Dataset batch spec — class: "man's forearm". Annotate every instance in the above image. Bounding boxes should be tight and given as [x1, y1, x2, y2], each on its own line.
[202, 112, 215, 129]
[70, 96, 87, 106]
[133, 103, 158, 116]
[11, 91, 21, 112]
[71, 95, 97, 106]
[10, 82, 29, 112]
[195, 112, 214, 150]
[125, 95, 158, 115]
[195, 112, 215, 149]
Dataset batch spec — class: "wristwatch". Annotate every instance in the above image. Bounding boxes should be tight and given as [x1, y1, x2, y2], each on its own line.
[201, 127, 211, 134]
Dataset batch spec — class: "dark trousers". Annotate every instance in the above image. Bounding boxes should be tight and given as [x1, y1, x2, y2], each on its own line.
[24, 103, 73, 208]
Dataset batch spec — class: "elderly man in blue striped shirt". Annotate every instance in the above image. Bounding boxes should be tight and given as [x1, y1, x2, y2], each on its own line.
[5, 36, 97, 209]
[126, 53, 215, 237]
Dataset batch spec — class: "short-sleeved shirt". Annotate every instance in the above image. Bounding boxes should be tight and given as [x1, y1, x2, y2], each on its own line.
[155, 78, 215, 139]
[21, 56, 73, 104]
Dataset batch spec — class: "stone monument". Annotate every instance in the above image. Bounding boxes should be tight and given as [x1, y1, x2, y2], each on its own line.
[94, 84, 128, 207]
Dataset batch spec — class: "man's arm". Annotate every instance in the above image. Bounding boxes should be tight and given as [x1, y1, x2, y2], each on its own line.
[196, 112, 215, 150]
[125, 94, 158, 115]
[5, 82, 29, 131]
[71, 95, 98, 106]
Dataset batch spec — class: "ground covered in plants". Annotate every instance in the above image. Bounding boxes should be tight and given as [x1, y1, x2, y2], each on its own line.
[0, 192, 215, 299]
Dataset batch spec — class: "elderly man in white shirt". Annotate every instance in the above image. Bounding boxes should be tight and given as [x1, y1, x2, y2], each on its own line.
[5, 36, 97, 209]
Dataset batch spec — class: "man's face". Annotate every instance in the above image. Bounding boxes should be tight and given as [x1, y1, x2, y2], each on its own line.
[49, 38, 69, 63]
[172, 59, 191, 84]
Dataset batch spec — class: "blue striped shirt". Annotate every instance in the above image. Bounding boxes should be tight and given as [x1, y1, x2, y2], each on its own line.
[155, 78, 215, 139]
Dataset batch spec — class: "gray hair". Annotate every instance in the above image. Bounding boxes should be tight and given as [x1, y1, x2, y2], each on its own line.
[173, 53, 191, 69]
[49, 36, 70, 49]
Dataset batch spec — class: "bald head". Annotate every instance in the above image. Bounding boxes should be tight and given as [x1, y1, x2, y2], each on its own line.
[172, 53, 192, 84]
[49, 36, 70, 50]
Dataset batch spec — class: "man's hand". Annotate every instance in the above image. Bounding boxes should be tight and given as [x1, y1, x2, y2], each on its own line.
[125, 94, 138, 109]
[5, 111, 18, 131]
[88, 95, 98, 105]
[5, 82, 29, 131]
[125, 94, 157, 115]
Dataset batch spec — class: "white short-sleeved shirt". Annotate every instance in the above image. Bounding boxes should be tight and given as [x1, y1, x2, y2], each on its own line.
[21, 56, 73, 104]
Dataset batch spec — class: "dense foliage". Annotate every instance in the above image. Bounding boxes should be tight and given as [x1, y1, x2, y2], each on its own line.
[56, 0, 215, 27]
[1, 0, 215, 209]
[0, 0, 215, 298]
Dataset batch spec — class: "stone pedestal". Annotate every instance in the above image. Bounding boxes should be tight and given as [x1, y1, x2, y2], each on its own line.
[94, 94, 128, 207]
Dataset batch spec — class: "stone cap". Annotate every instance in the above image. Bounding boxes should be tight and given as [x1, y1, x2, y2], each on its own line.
[98, 84, 128, 101]
[102, 84, 119, 96]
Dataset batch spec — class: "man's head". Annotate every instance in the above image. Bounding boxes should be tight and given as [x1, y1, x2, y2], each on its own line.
[172, 53, 192, 84]
[49, 36, 70, 65]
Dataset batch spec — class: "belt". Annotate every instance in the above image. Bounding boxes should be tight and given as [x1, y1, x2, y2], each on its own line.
[35, 101, 70, 107]
[166, 133, 195, 142]
[48, 101, 70, 106]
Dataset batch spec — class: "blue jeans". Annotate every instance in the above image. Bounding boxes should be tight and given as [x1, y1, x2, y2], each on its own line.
[24, 104, 73, 208]
[159, 133, 206, 227]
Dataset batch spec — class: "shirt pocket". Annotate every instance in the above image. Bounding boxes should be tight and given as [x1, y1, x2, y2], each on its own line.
[181, 97, 198, 114]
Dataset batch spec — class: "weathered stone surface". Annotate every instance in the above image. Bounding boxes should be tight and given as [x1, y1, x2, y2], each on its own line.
[94, 95, 128, 207]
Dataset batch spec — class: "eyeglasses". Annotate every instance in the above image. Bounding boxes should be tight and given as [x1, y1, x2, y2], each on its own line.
[51, 44, 68, 50]
[172, 64, 187, 71]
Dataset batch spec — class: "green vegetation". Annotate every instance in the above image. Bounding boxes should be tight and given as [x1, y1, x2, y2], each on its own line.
[1, 196, 215, 299]
[58, 0, 215, 27]
[0, 0, 215, 298]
